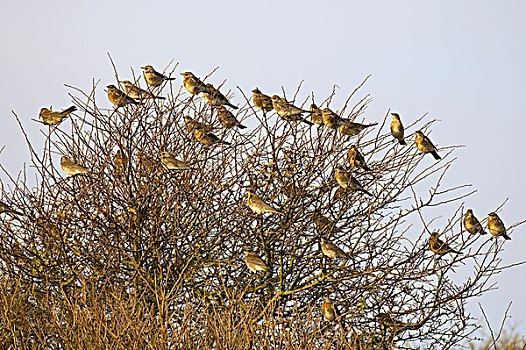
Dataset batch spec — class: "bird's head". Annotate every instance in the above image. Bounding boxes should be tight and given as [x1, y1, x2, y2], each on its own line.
[391, 112, 400, 120]
[271, 95, 281, 102]
[465, 209, 473, 216]
[184, 115, 193, 123]
[60, 155, 69, 163]
[430, 231, 439, 238]
[107, 85, 116, 90]
[141, 65, 154, 73]
[320, 237, 327, 244]
[415, 130, 424, 137]
[160, 151, 170, 158]
[488, 212, 497, 218]
[252, 88, 261, 94]
[119, 80, 132, 86]
[335, 166, 345, 174]
[310, 103, 318, 111]
[39, 107, 49, 115]
[323, 296, 332, 303]
[180, 72, 194, 79]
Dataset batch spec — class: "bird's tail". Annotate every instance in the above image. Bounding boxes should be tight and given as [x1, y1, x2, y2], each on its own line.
[155, 96, 166, 100]
[167, 77, 176, 81]
[61, 106, 77, 116]
[481, 230, 488, 235]
[238, 124, 247, 129]
[364, 165, 372, 172]
[431, 151, 441, 160]
[503, 234, 511, 240]
[399, 139, 407, 145]
[226, 102, 239, 109]
[361, 189, 373, 197]
[366, 122, 379, 128]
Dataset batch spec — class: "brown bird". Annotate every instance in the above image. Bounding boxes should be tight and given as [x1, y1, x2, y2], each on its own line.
[61, 156, 90, 176]
[339, 120, 378, 136]
[310, 103, 324, 125]
[0, 201, 23, 216]
[322, 108, 344, 129]
[183, 115, 208, 135]
[160, 151, 194, 171]
[114, 149, 127, 176]
[136, 151, 156, 173]
[313, 210, 339, 233]
[193, 128, 231, 146]
[217, 105, 246, 129]
[244, 248, 270, 273]
[377, 313, 407, 332]
[488, 212, 511, 240]
[252, 88, 273, 113]
[335, 167, 372, 196]
[463, 209, 487, 235]
[203, 84, 238, 109]
[415, 130, 441, 160]
[247, 189, 283, 215]
[141, 65, 175, 87]
[120, 80, 165, 100]
[390, 113, 406, 145]
[348, 145, 371, 171]
[321, 296, 340, 322]
[270, 95, 314, 125]
[107, 85, 138, 107]
[38, 106, 77, 126]
[429, 232, 460, 256]
[321, 237, 348, 259]
[180, 72, 210, 95]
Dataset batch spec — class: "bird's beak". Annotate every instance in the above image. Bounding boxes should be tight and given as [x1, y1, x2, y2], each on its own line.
[140, 66, 146, 70]
[179, 73, 184, 75]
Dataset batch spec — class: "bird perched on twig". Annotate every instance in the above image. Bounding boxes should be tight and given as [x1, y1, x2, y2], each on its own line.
[141, 65, 175, 87]
[244, 248, 270, 273]
[247, 189, 283, 215]
[61, 156, 90, 176]
[136, 151, 156, 173]
[271, 95, 314, 125]
[339, 120, 378, 136]
[335, 167, 372, 196]
[252, 88, 273, 113]
[203, 84, 238, 109]
[107, 85, 138, 107]
[160, 151, 195, 171]
[463, 209, 487, 235]
[114, 149, 127, 176]
[310, 104, 323, 125]
[429, 232, 460, 256]
[348, 145, 371, 171]
[38, 106, 77, 126]
[313, 210, 339, 233]
[217, 105, 246, 129]
[321, 237, 349, 259]
[0, 201, 23, 216]
[322, 108, 344, 129]
[415, 130, 441, 160]
[180, 72, 210, 95]
[321, 296, 341, 322]
[183, 115, 208, 135]
[488, 212, 511, 240]
[390, 113, 406, 145]
[377, 313, 408, 332]
[193, 128, 231, 146]
[120, 80, 165, 100]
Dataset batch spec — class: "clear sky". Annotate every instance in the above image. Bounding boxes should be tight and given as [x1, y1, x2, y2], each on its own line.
[1, 0, 525, 333]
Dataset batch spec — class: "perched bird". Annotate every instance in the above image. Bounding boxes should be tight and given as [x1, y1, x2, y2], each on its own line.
[310, 104, 324, 125]
[429, 232, 460, 256]
[38, 106, 77, 126]
[217, 105, 246, 129]
[339, 120, 378, 136]
[282, 181, 311, 199]
[415, 130, 441, 160]
[0, 201, 23, 216]
[107, 85, 138, 107]
[348, 145, 371, 171]
[183, 115, 208, 135]
[114, 149, 127, 176]
[321, 296, 340, 322]
[335, 167, 372, 196]
[203, 84, 238, 109]
[390, 113, 406, 145]
[322, 108, 344, 129]
[244, 248, 270, 273]
[463, 209, 487, 235]
[313, 210, 338, 233]
[488, 212, 511, 240]
[193, 128, 231, 146]
[160, 151, 194, 171]
[377, 313, 407, 332]
[270, 95, 314, 125]
[247, 189, 283, 215]
[141, 65, 175, 87]
[61, 156, 90, 176]
[180, 72, 210, 95]
[321, 237, 348, 259]
[120, 80, 165, 100]
[252, 88, 273, 113]
[136, 151, 156, 173]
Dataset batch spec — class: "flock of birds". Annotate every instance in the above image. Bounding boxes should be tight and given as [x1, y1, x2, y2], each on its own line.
[1, 64, 512, 325]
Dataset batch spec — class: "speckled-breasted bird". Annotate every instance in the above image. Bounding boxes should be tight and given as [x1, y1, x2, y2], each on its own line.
[141, 65, 175, 87]
[180, 72, 210, 95]
[61, 156, 90, 176]
[252, 88, 273, 113]
[0, 201, 22, 216]
[136, 151, 156, 173]
[321, 237, 348, 259]
[313, 210, 338, 233]
[217, 105, 246, 129]
[339, 120, 378, 136]
[321, 108, 344, 129]
[160, 151, 194, 171]
[120, 80, 165, 100]
[247, 189, 283, 215]
[335, 167, 372, 196]
[203, 84, 238, 109]
[183, 115, 208, 135]
[107, 85, 138, 107]
[310, 104, 324, 125]
[415, 130, 440, 160]
[488, 212, 511, 240]
[321, 297, 340, 322]
[463, 209, 487, 235]
[348, 145, 371, 171]
[193, 128, 231, 146]
[429, 232, 460, 255]
[38, 106, 77, 126]
[271, 95, 314, 125]
[244, 248, 270, 273]
[390, 113, 406, 145]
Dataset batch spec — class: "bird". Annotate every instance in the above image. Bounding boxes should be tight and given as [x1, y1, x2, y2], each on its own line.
[61, 156, 90, 176]
[136, 151, 156, 173]
[244, 248, 270, 273]
[488, 212, 511, 240]
[312, 210, 339, 233]
[180, 72, 210, 95]
[216, 105, 246, 129]
[120, 80, 165, 100]
[322, 108, 344, 129]
[310, 104, 324, 125]
[183, 115, 208, 135]
[202, 84, 238, 109]
[114, 149, 127, 176]
[252, 88, 273, 113]
[160, 151, 194, 171]
[335, 167, 372, 196]
[415, 130, 441, 160]
[321, 237, 348, 259]
[38, 106, 77, 126]
[377, 313, 407, 332]
[0, 201, 22, 216]
[321, 296, 340, 322]
[429, 232, 460, 256]
[141, 65, 175, 87]
[339, 120, 378, 136]
[107, 85, 138, 107]
[270, 95, 314, 125]
[247, 189, 283, 215]
[463, 209, 487, 235]
[193, 128, 231, 146]
[348, 145, 371, 171]
[390, 113, 406, 145]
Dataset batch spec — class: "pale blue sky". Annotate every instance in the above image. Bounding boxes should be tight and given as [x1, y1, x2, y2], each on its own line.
[1, 0, 525, 331]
